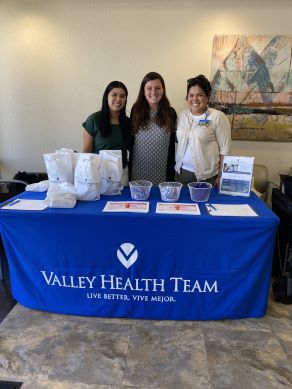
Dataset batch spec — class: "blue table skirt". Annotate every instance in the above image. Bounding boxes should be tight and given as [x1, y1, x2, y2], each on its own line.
[0, 187, 279, 320]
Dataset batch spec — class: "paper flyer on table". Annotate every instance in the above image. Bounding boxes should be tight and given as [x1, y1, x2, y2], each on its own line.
[103, 201, 149, 213]
[219, 156, 254, 197]
[0, 199, 48, 211]
[205, 203, 258, 217]
[156, 203, 201, 215]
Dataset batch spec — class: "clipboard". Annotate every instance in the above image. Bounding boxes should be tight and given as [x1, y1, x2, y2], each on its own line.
[205, 203, 258, 217]
[0, 199, 48, 211]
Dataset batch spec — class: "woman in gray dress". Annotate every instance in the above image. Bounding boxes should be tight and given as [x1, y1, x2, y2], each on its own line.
[129, 72, 176, 185]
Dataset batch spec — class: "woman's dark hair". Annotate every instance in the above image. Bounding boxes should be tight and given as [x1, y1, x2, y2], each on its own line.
[131, 72, 174, 133]
[99, 81, 128, 137]
[186, 75, 212, 99]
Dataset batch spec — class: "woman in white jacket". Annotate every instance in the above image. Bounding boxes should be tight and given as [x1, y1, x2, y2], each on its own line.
[175, 75, 231, 187]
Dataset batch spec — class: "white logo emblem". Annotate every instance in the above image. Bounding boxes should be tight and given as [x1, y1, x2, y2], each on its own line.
[117, 243, 138, 269]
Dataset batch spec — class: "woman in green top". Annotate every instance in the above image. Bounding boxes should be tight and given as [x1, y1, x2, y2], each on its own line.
[82, 81, 131, 182]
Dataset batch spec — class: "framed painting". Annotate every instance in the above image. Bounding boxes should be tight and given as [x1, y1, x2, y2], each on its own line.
[210, 35, 292, 141]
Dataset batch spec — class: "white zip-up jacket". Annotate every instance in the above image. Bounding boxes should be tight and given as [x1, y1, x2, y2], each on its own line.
[175, 108, 231, 181]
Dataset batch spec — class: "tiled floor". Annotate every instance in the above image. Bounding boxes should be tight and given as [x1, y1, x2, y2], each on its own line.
[0, 284, 292, 388]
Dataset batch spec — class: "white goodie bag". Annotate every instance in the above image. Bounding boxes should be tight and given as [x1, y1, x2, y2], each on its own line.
[43, 151, 78, 208]
[99, 150, 123, 195]
[43, 151, 74, 184]
[74, 153, 101, 200]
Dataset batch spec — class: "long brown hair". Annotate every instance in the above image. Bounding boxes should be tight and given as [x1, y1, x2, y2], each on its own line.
[131, 72, 174, 133]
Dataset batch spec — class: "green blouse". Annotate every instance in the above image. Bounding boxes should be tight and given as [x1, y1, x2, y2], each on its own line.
[82, 111, 131, 168]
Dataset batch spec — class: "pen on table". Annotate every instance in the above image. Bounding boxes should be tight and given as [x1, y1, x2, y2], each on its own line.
[207, 203, 217, 211]
[8, 199, 20, 207]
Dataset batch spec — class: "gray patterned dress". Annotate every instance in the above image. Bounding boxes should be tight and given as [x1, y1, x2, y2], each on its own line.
[131, 110, 171, 185]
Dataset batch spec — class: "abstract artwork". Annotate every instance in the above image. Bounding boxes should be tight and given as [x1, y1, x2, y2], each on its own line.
[210, 35, 292, 141]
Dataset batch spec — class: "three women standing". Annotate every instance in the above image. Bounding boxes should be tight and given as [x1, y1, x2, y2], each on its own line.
[82, 74, 231, 188]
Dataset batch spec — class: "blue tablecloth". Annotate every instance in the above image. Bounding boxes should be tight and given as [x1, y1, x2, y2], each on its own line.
[0, 187, 279, 320]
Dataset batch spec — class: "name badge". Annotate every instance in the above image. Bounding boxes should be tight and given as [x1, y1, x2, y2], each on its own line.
[199, 119, 210, 127]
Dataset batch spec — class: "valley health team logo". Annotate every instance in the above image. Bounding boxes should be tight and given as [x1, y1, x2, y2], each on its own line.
[117, 243, 138, 269]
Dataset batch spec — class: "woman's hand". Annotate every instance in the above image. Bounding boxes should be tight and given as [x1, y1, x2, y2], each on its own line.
[214, 154, 225, 188]
[214, 175, 220, 188]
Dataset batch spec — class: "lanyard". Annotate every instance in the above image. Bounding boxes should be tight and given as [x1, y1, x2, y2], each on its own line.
[190, 110, 210, 127]
[199, 110, 210, 126]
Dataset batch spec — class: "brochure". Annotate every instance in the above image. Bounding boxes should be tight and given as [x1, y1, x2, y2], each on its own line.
[103, 201, 149, 213]
[156, 203, 201, 215]
[219, 156, 254, 197]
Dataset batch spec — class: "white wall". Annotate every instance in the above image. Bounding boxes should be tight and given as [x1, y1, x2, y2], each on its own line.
[0, 0, 291, 183]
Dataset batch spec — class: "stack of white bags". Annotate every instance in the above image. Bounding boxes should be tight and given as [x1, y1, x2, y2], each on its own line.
[26, 149, 123, 208]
